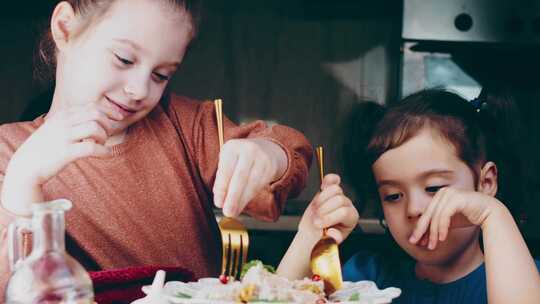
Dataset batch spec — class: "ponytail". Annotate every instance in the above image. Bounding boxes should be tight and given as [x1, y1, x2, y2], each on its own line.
[475, 86, 526, 219]
[341, 101, 386, 214]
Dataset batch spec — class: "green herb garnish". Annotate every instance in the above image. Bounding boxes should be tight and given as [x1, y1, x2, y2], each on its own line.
[240, 260, 276, 279]
[349, 292, 361, 301]
[175, 292, 192, 299]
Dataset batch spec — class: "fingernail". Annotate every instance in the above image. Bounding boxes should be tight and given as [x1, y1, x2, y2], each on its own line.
[213, 197, 222, 207]
[409, 236, 416, 243]
[226, 207, 236, 217]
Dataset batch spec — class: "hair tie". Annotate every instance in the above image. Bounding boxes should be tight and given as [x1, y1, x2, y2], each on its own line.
[470, 97, 487, 113]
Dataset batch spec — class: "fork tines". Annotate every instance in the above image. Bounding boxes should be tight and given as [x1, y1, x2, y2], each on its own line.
[219, 217, 249, 279]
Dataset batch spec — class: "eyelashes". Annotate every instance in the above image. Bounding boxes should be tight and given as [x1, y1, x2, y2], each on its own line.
[152, 72, 169, 82]
[382, 185, 448, 203]
[115, 54, 133, 65]
[383, 193, 403, 202]
[425, 185, 447, 193]
[114, 53, 170, 83]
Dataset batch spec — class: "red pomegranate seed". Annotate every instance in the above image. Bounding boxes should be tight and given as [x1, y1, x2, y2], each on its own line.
[219, 274, 228, 284]
[312, 274, 321, 281]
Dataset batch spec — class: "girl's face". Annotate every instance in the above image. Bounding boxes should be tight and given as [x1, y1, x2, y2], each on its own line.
[54, 0, 193, 135]
[372, 129, 480, 265]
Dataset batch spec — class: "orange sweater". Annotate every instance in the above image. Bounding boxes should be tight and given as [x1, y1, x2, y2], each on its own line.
[0, 95, 312, 296]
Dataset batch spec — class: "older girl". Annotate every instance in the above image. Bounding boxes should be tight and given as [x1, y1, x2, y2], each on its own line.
[0, 0, 312, 296]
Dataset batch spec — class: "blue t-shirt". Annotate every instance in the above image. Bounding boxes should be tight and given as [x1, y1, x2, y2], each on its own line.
[343, 251, 540, 304]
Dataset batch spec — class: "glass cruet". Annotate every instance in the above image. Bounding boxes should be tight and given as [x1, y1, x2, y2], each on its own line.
[5, 199, 94, 304]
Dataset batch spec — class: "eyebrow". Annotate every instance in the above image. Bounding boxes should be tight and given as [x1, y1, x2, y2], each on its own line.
[377, 169, 454, 188]
[419, 169, 454, 179]
[114, 38, 142, 51]
[113, 38, 181, 68]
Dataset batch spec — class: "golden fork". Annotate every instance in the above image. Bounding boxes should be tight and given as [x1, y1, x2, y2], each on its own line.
[214, 99, 249, 279]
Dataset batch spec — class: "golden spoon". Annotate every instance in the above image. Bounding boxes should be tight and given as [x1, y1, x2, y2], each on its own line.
[310, 146, 343, 295]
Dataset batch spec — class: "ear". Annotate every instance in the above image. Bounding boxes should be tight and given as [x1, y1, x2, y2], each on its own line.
[478, 161, 498, 197]
[50, 1, 78, 50]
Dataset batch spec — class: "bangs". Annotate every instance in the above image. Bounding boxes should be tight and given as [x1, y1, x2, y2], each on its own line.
[366, 90, 483, 169]
[367, 111, 429, 165]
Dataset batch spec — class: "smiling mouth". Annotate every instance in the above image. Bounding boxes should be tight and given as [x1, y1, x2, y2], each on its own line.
[106, 96, 136, 116]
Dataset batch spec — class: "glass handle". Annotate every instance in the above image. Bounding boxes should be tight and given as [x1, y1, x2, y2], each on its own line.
[7, 218, 32, 271]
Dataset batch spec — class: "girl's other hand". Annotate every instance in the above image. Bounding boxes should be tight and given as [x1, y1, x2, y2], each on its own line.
[11, 102, 124, 185]
[213, 138, 288, 217]
[409, 187, 504, 250]
[298, 174, 359, 244]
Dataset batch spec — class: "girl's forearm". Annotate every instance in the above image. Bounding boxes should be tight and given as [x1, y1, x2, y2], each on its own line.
[1, 156, 44, 216]
[482, 202, 540, 304]
[277, 231, 319, 280]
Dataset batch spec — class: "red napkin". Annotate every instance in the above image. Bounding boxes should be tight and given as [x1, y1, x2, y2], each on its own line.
[90, 266, 194, 304]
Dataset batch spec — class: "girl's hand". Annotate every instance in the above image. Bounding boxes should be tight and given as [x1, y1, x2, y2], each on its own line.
[213, 138, 288, 217]
[409, 187, 503, 250]
[298, 174, 359, 244]
[11, 103, 124, 185]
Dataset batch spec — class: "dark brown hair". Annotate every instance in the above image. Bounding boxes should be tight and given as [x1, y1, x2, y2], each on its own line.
[368, 90, 488, 181]
[35, 0, 201, 82]
[345, 89, 522, 220]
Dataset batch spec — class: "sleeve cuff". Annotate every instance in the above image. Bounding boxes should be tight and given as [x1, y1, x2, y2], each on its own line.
[260, 136, 296, 192]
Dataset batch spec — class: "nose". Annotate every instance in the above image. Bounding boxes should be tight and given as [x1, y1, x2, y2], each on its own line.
[124, 73, 150, 101]
[406, 190, 430, 219]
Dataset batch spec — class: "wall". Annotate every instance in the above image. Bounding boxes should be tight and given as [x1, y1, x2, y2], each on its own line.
[0, 0, 402, 217]
[168, 0, 402, 212]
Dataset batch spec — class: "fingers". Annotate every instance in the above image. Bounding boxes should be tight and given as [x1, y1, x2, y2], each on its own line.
[326, 227, 345, 244]
[409, 188, 448, 245]
[316, 184, 343, 206]
[66, 104, 124, 136]
[213, 139, 282, 217]
[428, 198, 448, 250]
[222, 155, 255, 216]
[213, 150, 239, 209]
[314, 201, 357, 229]
[69, 141, 111, 160]
[429, 190, 468, 249]
[321, 173, 340, 189]
[315, 192, 348, 216]
[69, 121, 108, 145]
[409, 188, 469, 250]
[311, 183, 359, 234]
[237, 160, 270, 214]
[437, 203, 456, 243]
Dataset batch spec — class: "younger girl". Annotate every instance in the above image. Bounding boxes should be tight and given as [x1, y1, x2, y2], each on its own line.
[278, 89, 540, 303]
[0, 0, 312, 296]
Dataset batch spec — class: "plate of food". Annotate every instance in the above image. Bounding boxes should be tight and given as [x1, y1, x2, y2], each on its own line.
[141, 261, 401, 304]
